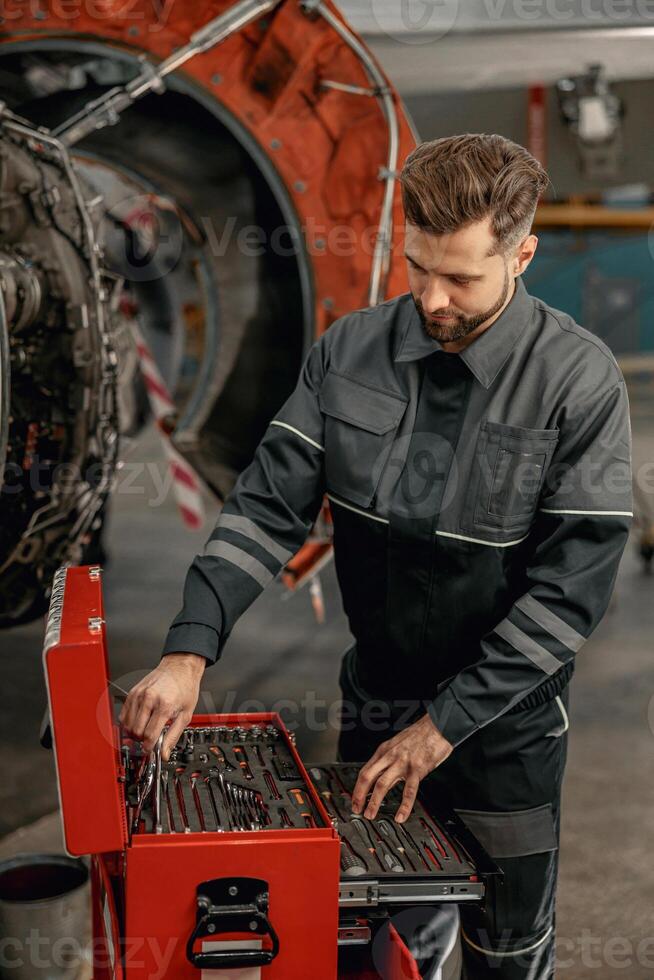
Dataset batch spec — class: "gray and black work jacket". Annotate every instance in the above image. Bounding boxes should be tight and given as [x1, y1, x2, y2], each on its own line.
[162, 276, 633, 746]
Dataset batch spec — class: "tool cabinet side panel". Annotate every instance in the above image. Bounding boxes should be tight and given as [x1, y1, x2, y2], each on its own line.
[91, 854, 125, 980]
[124, 835, 340, 979]
[43, 566, 126, 855]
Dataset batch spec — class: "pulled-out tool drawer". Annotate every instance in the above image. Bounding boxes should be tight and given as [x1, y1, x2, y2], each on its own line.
[307, 764, 499, 912]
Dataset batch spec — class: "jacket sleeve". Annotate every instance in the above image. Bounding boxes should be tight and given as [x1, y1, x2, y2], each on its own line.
[161, 335, 329, 663]
[428, 379, 633, 747]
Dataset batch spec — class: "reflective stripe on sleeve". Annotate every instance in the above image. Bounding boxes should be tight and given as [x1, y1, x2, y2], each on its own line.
[493, 620, 563, 675]
[216, 513, 292, 565]
[514, 595, 585, 653]
[203, 540, 275, 588]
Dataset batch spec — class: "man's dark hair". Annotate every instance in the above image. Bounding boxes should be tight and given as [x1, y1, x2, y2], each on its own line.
[399, 133, 550, 255]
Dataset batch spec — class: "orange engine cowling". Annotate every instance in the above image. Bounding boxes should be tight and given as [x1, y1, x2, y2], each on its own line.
[0, 0, 416, 622]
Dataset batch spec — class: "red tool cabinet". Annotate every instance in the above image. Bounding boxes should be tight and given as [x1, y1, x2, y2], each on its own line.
[43, 565, 498, 979]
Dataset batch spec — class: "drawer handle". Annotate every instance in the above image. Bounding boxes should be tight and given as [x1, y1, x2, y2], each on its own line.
[186, 876, 280, 969]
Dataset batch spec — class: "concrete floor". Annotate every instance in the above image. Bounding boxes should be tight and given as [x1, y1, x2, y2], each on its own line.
[1, 421, 653, 978]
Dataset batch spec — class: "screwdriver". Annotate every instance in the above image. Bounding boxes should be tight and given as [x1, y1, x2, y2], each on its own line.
[350, 817, 383, 870]
[419, 817, 449, 860]
[327, 777, 353, 818]
[422, 840, 443, 870]
[377, 818, 416, 872]
[340, 839, 368, 876]
[355, 817, 403, 873]
[316, 786, 345, 824]
[397, 822, 430, 871]
[288, 787, 316, 827]
[232, 745, 254, 780]
[309, 768, 347, 822]
[419, 809, 463, 863]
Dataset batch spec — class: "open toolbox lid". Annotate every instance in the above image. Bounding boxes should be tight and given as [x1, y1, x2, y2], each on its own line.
[41, 564, 336, 856]
[42, 564, 128, 856]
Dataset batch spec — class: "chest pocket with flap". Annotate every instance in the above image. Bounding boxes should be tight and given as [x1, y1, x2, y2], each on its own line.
[463, 420, 559, 534]
[318, 370, 407, 509]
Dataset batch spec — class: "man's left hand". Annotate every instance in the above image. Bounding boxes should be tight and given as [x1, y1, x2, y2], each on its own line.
[351, 714, 454, 823]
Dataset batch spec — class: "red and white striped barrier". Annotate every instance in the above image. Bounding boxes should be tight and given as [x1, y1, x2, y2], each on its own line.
[130, 322, 205, 530]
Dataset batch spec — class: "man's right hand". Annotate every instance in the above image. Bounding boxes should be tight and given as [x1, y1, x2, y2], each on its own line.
[119, 652, 207, 760]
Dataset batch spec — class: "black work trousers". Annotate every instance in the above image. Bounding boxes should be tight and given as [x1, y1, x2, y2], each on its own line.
[336, 647, 569, 980]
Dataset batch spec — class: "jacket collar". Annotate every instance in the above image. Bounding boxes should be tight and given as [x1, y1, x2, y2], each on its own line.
[394, 276, 534, 389]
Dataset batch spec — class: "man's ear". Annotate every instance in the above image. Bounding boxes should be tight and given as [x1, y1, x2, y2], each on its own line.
[515, 233, 538, 276]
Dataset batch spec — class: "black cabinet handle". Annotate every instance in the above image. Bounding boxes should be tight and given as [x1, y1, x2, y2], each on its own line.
[186, 877, 280, 970]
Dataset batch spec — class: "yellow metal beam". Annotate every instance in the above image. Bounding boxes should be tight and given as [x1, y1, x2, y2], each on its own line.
[534, 204, 654, 229]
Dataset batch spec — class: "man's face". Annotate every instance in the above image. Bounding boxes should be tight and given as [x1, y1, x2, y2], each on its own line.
[403, 217, 527, 347]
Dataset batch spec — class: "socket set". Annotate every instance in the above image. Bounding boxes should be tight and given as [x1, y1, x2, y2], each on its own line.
[307, 764, 498, 907]
[126, 723, 326, 834]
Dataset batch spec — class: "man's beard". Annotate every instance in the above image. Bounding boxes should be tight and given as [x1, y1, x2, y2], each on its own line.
[413, 268, 511, 344]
